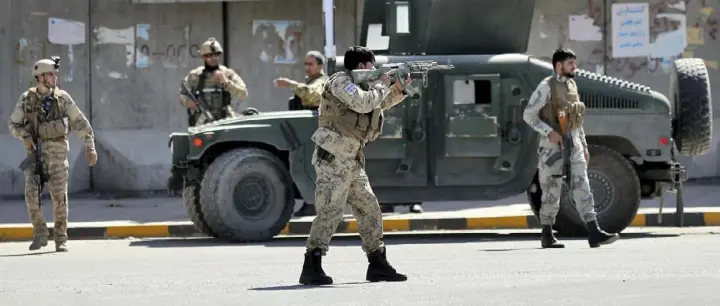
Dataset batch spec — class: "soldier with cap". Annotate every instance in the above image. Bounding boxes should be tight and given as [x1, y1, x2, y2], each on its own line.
[8, 56, 97, 252]
[523, 48, 619, 249]
[274, 50, 328, 112]
[273, 50, 328, 217]
[179, 37, 248, 127]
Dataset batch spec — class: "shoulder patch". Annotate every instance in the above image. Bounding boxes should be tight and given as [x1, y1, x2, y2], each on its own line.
[343, 83, 357, 95]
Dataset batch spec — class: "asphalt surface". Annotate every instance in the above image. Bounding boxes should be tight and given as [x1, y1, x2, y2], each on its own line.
[1, 229, 719, 305]
[1, 184, 720, 225]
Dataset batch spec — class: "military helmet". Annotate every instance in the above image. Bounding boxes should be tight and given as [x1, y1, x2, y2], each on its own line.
[33, 56, 60, 76]
[199, 37, 223, 56]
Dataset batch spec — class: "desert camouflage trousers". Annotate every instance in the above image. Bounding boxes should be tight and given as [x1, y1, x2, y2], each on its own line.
[306, 146, 384, 255]
[24, 139, 70, 243]
[537, 139, 598, 225]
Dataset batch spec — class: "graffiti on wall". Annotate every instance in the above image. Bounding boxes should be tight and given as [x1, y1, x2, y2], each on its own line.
[251, 20, 303, 64]
[94, 24, 200, 72]
[135, 24, 200, 69]
[136, 43, 201, 66]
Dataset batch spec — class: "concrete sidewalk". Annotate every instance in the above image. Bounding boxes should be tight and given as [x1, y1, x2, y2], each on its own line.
[1, 184, 719, 241]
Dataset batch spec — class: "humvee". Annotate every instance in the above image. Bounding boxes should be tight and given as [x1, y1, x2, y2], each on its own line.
[167, 0, 712, 241]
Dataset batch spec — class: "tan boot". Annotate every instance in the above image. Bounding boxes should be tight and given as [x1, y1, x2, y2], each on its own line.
[55, 241, 68, 252]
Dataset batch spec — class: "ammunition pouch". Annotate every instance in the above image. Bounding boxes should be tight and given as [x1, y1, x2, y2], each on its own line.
[36, 119, 68, 140]
[567, 102, 586, 130]
[319, 90, 384, 143]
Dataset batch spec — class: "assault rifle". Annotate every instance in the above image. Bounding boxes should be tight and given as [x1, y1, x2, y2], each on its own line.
[351, 60, 454, 96]
[18, 131, 49, 208]
[545, 111, 573, 204]
[181, 80, 215, 123]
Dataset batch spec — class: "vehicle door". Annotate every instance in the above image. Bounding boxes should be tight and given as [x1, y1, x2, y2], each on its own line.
[429, 73, 526, 187]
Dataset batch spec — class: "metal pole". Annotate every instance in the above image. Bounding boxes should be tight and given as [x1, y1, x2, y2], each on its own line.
[323, 0, 335, 58]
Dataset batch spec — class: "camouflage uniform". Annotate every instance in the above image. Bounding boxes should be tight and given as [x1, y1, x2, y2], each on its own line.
[287, 72, 328, 110]
[299, 70, 408, 285]
[8, 58, 97, 252]
[523, 74, 618, 248]
[179, 37, 248, 127]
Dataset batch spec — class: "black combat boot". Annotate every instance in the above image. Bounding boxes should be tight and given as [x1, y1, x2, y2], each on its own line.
[293, 203, 316, 217]
[55, 241, 68, 252]
[28, 236, 48, 251]
[366, 248, 407, 282]
[298, 248, 333, 285]
[587, 220, 619, 248]
[540, 225, 565, 248]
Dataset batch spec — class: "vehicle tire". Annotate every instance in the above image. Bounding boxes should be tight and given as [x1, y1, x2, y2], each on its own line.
[199, 148, 295, 242]
[182, 181, 218, 237]
[670, 58, 713, 156]
[527, 145, 641, 237]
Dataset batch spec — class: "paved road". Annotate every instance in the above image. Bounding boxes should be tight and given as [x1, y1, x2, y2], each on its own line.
[1, 229, 719, 305]
[1, 184, 719, 225]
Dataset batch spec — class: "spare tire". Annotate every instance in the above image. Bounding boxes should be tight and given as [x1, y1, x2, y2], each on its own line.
[670, 58, 713, 156]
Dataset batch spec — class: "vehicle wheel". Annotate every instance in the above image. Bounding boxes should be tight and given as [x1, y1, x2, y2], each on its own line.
[527, 145, 641, 237]
[670, 58, 713, 156]
[182, 180, 218, 237]
[199, 148, 295, 242]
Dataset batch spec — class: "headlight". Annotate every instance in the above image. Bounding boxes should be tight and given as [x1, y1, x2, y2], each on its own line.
[170, 142, 173, 154]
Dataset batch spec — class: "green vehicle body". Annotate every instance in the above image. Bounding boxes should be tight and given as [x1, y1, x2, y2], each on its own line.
[168, 0, 711, 241]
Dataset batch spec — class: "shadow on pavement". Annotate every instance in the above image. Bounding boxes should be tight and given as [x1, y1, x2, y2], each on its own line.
[248, 281, 367, 291]
[127, 231, 681, 248]
[0, 250, 56, 257]
[475, 232, 681, 252]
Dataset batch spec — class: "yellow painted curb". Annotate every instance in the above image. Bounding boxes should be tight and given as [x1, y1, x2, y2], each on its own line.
[467, 216, 528, 229]
[0, 227, 33, 240]
[105, 225, 170, 238]
[631, 214, 646, 226]
[703, 212, 720, 225]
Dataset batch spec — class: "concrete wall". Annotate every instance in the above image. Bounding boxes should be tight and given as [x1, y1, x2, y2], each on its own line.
[0, 0, 719, 197]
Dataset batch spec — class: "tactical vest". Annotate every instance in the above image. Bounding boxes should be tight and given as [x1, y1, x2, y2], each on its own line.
[188, 67, 231, 125]
[318, 72, 384, 144]
[539, 76, 586, 133]
[23, 88, 68, 141]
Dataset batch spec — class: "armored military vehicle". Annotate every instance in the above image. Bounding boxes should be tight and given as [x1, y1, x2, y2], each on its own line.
[167, 0, 711, 241]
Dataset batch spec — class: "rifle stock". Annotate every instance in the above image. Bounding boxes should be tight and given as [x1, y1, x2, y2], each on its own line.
[181, 81, 215, 122]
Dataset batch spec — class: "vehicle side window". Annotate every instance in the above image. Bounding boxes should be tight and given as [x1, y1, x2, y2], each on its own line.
[452, 80, 492, 105]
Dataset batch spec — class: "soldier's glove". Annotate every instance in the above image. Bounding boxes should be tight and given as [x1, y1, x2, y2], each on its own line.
[85, 147, 98, 167]
[23, 137, 36, 151]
